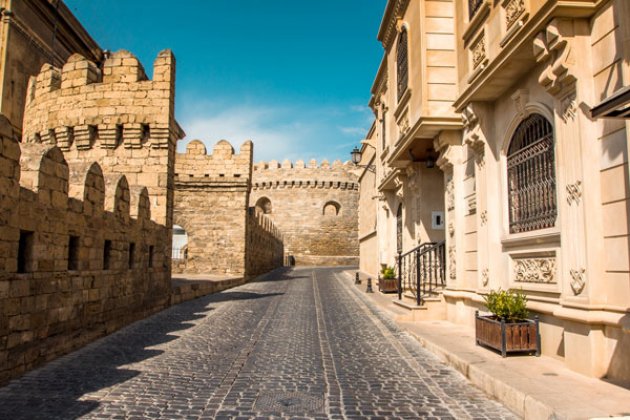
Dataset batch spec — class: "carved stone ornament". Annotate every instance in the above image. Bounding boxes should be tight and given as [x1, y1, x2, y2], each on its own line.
[471, 35, 487, 69]
[511, 89, 529, 119]
[480, 210, 488, 226]
[560, 91, 577, 122]
[481, 268, 489, 287]
[446, 178, 455, 211]
[570, 268, 586, 295]
[398, 114, 410, 137]
[461, 105, 479, 131]
[466, 137, 485, 168]
[514, 257, 557, 284]
[566, 180, 582, 205]
[449, 245, 457, 279]
[533, 19, 576, 96]
[505, 0, 525, 30]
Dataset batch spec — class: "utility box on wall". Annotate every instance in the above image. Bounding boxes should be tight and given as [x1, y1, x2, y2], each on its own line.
[432, 211, 445, 230]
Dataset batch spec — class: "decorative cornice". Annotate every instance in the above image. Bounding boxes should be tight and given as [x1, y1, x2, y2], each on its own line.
[377, 0, 411, 49]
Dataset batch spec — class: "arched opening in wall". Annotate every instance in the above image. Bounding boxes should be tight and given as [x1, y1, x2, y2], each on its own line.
[172, 224, 188, 261]
[255, 197, 272, 214]
[396, 204, 403, 253]
[507, 114, 556, 233]
[323, 201, 341, 216]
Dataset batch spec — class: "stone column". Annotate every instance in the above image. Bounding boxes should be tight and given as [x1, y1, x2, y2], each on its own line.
[436, 131, 465, 290]
[462, 103, 492, 292]
[534, 18, 606, 376]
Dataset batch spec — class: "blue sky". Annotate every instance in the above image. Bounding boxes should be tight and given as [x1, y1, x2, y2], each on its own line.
[64, 0, 387, 163]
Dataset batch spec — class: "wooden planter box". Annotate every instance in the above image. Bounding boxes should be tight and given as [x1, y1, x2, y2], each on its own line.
[378, 276, 398, 293]
[475, 311, 541, 357]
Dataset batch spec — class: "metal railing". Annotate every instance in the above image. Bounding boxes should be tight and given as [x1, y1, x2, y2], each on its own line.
[396, 241, 446, 305]
[469, 0, 483, 20]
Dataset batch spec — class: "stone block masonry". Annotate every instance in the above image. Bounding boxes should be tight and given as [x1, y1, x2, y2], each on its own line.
[0, 116, 172, 384]
[251, 160, 359, 266]
[21, 49, 184, 228]
[174, 140, 284, 277]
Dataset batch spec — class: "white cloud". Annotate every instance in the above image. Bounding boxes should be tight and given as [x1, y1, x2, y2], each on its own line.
[339, 126, 368, 136]
[176, 96, 372, 164]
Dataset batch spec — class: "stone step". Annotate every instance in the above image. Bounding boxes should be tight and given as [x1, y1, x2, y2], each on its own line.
[392, 293, 447, 322]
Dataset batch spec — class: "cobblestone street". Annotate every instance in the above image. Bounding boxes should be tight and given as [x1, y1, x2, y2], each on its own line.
[0, 267, 517, 419]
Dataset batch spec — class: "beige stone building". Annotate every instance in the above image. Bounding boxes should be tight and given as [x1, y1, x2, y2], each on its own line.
[0, 0, 102, 135]
[358, 0, 630, 383]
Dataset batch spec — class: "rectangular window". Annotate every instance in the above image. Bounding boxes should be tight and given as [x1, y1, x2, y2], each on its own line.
[148, 245, 154, 268]
[128, 242, 135, 269]
[103, 240, 112, 270]
[68, 235, 80, 271]
[17, 230, 34, 273]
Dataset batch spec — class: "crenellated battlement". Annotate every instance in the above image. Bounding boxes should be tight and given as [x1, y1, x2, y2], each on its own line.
[20, 50, 183, 227]
[251, 158, 358, 191]
[175, 139, 253, 184]
[253, 159, 353, 171]
[22, 50, 182, 151]
[0, 121, 155, 253]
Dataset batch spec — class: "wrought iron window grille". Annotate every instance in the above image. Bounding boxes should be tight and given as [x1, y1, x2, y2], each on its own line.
[507, 114, 557, 233]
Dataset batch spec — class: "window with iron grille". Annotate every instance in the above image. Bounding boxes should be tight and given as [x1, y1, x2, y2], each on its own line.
[469, 0, 483, 20]
[507, 114, 557, 233]
[397, 29, 409, 101]
[396, 204, 403, 253]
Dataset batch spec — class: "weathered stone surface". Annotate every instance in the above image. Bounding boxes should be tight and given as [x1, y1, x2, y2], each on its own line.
[0, 267, 517, 419]
[251, 161, 359, 266]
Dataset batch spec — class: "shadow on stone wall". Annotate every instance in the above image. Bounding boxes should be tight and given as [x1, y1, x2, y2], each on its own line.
[0, 287, 283, 419]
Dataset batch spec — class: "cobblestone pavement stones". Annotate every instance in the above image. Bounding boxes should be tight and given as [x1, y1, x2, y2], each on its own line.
[0, 267, 519, 419]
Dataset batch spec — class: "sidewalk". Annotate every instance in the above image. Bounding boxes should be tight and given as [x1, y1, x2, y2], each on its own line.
[343, 270, 630, 420]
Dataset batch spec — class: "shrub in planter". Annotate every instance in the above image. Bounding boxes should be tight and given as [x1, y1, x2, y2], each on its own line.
[476, 289, 540, 357]
[378, 265, 398, 293]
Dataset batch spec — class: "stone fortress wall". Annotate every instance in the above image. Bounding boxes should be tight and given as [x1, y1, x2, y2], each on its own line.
[251, 159, 359, 266]
[174, 140, 283, 276]
[0, 50, 182, 384]
[0, 118, 172, 383]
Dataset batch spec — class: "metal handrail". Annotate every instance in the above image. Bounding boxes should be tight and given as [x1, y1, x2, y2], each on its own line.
[397, 241, 446, 306]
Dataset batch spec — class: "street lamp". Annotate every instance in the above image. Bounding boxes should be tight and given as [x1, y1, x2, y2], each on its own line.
[350, 146, 376, 173]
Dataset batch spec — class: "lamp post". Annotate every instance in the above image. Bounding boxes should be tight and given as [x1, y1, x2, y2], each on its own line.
[350, 146, 376, 173]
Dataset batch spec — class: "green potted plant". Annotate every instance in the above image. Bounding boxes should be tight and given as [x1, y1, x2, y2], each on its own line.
[378, 265, 398, 293]
[475, 289, 540, 357]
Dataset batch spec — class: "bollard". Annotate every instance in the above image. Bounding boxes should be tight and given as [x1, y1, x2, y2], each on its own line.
[355, 272, 361, 285]
[366, 277, 374, 293]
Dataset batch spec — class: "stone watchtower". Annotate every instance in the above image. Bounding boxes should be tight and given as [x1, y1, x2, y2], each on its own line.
[21, 49, 184, 228]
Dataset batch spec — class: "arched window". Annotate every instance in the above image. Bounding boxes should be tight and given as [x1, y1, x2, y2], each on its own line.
[507, 114, 557, 233]
[172, 224, 188, 260]
[323, 201, 340, 216]
[396, 204, 403, 253]
[397, 28, 409, 101]
[255, 197, 272, 214]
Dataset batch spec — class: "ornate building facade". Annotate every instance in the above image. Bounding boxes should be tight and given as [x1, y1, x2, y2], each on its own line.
[358, 0, 630, 383]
